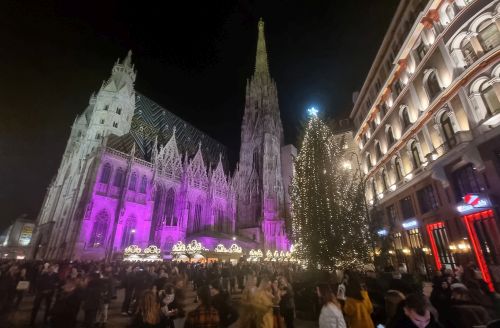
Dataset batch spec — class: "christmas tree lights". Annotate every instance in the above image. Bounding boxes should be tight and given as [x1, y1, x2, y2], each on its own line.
[291, 115, 371, 270]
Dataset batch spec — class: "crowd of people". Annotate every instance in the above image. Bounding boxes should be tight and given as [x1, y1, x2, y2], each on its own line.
[0, 259, 499, 328]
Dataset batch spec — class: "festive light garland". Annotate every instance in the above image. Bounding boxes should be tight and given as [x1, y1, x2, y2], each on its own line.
[291, 115, 371, 270]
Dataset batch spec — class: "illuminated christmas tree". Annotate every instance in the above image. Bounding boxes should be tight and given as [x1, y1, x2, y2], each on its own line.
[291, 110, 371, 270]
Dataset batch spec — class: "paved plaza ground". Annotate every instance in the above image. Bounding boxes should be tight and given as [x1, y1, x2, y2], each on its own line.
[5, 285, 317, 328]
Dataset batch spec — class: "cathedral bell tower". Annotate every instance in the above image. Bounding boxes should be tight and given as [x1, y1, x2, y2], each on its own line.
[81, 50, 136, 156]
[236, 19, 288, 250]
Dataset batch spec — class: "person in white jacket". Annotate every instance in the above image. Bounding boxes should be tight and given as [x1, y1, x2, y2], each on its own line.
[317, 283, 347, 328]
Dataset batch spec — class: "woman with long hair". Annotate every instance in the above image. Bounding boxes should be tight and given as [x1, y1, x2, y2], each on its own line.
[252, 275, 276, 328]
[134, 290, 161, 328]
[343, 275, 374, 328]
[316, 283, 346, 328]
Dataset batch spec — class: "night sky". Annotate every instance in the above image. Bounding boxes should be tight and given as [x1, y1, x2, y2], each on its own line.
[0, 0, 399, 230]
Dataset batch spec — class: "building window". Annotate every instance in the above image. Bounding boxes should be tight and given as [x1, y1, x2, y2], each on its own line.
[478, 22, 500, 52]
[380, 102, 389, 117]
[165, 188, 175, 226]
[371, 179, 377, 199]
[417, 185, 439, 213]
[393, 232, 403, 250]
[400, 196, 415, 219]
[103, 105, 109, 111]
[482, 84, 500, 116]
[370, 120, 377, 132]
[128, 172, 137, 191]
[194, 203, 202, 232]
[395, 157, 404, 181]
[89, 210, 109, 248]
[375, 143, 383, 161]
[452, 164, 481, 201]
[152, 187, 164, 235]
[121, 217, 136, 248]
[114, 168, 124, 187]
[366, 154, 373, 171]
[96, 133, 101, 140]
[139, 175, 147, 193]
[100, 119, 105, 124]
[428, 222, 456, 268]
[215, 206, 224, 232]
[407, 228, 423, 248]
[462, 40, 478, 66]
[116, 108, 122, 115]
[411, 141, 422, 168]
[387, 126, 395, 146]
[394, 80, 403, 96]
[100, 163, 112, 183]
[425, 70, 442, 101]
[253, 150, 259, 174]
[415, 41, 428, 63]
[386, 205, 397, 226]
[381, 169, 389, 190]
[440, 113, 456, 148]
[402, 107, 411, 129]
[113, 122, 118, 128]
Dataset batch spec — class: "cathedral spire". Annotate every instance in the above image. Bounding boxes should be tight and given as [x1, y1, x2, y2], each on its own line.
[255, 18, 269, 75]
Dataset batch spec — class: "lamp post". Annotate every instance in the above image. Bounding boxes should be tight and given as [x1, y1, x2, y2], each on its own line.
[343, 151, 377, 262]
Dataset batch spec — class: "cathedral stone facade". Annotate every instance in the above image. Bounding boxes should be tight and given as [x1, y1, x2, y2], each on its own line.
[33, 19, 295, 260]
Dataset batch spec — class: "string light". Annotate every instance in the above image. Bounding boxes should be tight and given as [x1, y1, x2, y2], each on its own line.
[291, 115, 371, 270]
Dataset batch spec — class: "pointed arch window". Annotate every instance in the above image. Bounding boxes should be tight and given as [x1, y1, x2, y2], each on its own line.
[194, 203, 202, 232]
[425, 71, 442, 101]
[90, 211, 109, 248]
[164, 188, 175, 226]
[151, 186, 165, 239]
[116, 108, 122, 115]
[121, 217, 136, 248]
[114, 168, 124, 187]
[215, 206, 224, 232]
[252, 150, 259, 174]
[411, 142, 422, 168]
[139, 175, 147, 193]
[440, 113, 456, 148]
[129, 172, 137, 191]
[100, 163, 112, 183]
[387, 126, 395, 146]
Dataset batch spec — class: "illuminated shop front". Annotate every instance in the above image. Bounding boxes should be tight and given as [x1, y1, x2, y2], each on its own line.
[456, 194, 500, 291]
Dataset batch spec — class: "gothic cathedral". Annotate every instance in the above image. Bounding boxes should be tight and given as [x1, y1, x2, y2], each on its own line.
[33, 19, 295, 260]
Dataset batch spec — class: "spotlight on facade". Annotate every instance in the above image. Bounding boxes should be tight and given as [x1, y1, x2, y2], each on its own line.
[131, 229, 136, 233]
[232, 236, 236, 241]
[431, 153, 438, 161]
[389, 185, 396, 192]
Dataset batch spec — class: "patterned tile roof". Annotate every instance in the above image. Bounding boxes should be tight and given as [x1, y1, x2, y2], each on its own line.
[107, 92, 229, 170]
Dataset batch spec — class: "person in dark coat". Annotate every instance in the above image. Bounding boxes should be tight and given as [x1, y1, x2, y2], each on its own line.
[121, 265, 134, 315]
[278, 276, 295, 328]
[82, 272, 103, 328]
[388, 293, 442, 328]
[0, 265, 19, 313]
[209, 279, 239, 328]
[30, 264, 60, 326]
[49, 278, 82, 328]
[444, 287, 491, 328]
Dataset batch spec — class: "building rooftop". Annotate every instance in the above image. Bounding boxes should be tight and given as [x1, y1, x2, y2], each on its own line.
[107, 92, 229, 170]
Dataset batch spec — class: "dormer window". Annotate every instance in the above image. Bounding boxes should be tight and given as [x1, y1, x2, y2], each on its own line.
[116, 108, 122, 115]
[113, 122, 118, 128]
[100, 119, 105, 124]
[103, 105, 109, 111]
[96, 133, 101, 139]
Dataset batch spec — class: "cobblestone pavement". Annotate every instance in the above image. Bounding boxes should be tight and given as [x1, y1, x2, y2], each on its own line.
[6, 287, 317, 328]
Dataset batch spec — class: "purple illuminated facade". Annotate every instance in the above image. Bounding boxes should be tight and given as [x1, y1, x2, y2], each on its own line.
[33, 19, 294, 260]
